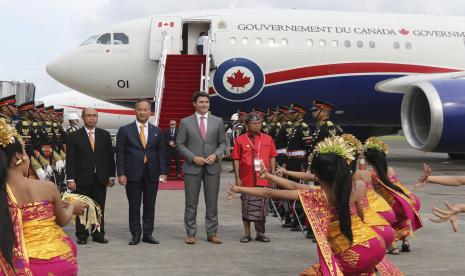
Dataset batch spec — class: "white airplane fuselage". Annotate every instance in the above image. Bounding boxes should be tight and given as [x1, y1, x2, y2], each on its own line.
[46, 9, 465, 153]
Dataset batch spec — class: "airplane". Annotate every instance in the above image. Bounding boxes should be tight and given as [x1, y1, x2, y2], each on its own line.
[46, 9, 465, 158]
[39, 90, 154, 132]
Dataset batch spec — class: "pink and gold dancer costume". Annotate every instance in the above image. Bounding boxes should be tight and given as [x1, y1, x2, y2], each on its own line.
[370, 171, 422, 241]
[298, 189, 402, 276]
[0, 186, 78, 276]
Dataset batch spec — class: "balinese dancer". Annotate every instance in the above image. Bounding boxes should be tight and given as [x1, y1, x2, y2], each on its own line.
[364, 137, 422, 253]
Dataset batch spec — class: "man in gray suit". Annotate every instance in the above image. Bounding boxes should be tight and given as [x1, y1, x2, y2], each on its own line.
[177, 91, 226, 244]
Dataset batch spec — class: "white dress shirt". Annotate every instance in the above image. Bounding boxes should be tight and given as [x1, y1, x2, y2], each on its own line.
[195, 112, 208, 133]
[136, 120, 149, 138]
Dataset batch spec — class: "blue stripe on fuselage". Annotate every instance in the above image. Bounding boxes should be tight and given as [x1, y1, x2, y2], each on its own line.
[210, 74, 404, 125]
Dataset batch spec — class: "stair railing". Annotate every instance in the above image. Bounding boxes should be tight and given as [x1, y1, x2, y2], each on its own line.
[153, 32, 171, 126]
[201, 31, 213, 92]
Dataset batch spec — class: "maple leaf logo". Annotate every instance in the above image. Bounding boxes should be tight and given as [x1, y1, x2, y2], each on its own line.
[226, 70, 251, 92]
[399, 28, 409, 35]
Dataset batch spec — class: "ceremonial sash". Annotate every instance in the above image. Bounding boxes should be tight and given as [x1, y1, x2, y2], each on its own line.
[298, 189, 344, 276]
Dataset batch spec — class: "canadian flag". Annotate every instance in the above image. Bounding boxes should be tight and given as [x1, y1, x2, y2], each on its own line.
[158, 21, 174, 28]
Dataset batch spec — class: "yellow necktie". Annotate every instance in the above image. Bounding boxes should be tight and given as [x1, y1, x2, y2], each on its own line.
[140, 124, 147, 163]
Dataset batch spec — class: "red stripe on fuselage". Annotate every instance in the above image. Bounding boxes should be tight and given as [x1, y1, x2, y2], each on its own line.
[264, 63, 460, 85]
[63, 105, 154, 116]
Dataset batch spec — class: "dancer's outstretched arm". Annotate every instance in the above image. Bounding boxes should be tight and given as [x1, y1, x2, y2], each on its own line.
[278, 166, 316, 181]
[228, 184, 299, 201]
[415, 163, 465, 188]
[262, 163, 313, 191]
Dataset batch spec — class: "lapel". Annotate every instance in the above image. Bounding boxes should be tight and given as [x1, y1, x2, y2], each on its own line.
[205, 115, 214, 140]
[131, 121, 144, 149]
[80, 127, 94, 152]
[147, 123, 156, 146]
[190, 114, 203, 139]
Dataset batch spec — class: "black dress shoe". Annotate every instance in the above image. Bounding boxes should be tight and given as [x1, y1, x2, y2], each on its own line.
[77, 239, 87, 245]
[142, 236, 159, 244]
[92, 237, 109, 244]
[129, 236, 140, 245]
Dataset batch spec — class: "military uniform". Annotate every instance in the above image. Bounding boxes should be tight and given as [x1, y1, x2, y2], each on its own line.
[274, 106, 292, 167]
[308, 100, 343, 154]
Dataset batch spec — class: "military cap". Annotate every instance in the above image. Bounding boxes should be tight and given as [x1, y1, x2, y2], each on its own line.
[310, 99, 336, 111]
[0, 95, 16, 107]
[18, 101, 35, 112]
[289, 103, 306, 113]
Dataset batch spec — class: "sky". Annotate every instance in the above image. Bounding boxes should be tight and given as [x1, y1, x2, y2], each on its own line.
[1, 0, 465, 98]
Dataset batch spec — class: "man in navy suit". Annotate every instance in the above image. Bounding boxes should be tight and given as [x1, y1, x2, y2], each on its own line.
[164, 119, 181, 178]
[116, 99, 169, 245]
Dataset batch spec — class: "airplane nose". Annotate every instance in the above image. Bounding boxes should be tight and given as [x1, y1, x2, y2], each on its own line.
[46, 53, 72, 86]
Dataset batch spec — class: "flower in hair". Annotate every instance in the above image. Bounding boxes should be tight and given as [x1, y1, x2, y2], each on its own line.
[364, 136, 389, 154]
[314, 136, 355, 163]
[342, 134, 362, 154]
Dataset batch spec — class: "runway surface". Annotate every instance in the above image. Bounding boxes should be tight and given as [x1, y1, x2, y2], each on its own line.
[67, 138, 465, 275]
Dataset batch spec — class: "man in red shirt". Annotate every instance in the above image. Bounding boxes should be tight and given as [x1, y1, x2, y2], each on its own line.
[231, 112, 277, 243]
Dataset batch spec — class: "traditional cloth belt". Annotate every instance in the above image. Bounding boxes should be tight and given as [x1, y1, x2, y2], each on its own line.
[288, 150, 306, 157]
[276, 148, 288, 154]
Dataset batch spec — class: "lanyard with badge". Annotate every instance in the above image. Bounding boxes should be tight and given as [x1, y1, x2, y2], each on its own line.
[246, 134, 262, 172]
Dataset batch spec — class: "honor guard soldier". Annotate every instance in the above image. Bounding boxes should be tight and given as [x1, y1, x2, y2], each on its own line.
[274, 106, 292, 167]
[285, 104, 311, 177]
[264, 107, 280, 140]
[309, 99, 343, 153]
[0, 95, 18, 124]
[66, 113, 80, 135]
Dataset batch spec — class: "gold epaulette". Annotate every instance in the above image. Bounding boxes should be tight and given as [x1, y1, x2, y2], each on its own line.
[326, 121, 334, 127]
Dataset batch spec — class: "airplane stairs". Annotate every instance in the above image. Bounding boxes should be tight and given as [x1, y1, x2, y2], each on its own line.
[158, 54, 206, 181]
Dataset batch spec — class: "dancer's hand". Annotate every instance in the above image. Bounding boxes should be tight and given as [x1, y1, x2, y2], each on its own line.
[276, 165, 286, 177]
[71, 201, 88, 216]
[259, 161, 268, 179]
[414, 163, 432, 188]
[227, 183, 239, 206]
[430, 201, 460, 232]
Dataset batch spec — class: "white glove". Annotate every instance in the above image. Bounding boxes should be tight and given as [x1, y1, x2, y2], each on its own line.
[45, 165, 54, 177]
[35, 168, 47, 180]
[55, 160, 65, 172]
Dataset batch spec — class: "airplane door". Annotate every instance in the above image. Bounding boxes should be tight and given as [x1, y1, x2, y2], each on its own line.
[149, 16, 183, 60]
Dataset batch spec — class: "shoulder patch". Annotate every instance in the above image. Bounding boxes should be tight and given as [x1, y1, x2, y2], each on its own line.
[327, 121, 334, 127]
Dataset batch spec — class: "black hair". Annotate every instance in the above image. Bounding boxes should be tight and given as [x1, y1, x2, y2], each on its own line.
[192, 91, 210, 103]
[364, 148, 408, 196]
[0, 139, 24, 267]
[311, 153, 353, 244]
[135, 98, 152, 107]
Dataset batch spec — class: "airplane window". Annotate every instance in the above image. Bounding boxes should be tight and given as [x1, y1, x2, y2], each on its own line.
[96, 33, 111, 45]
[113, 33, 129, 45]
[80, 34, 99, 46]
[307, 39, 313, 47]
[344, 40, 351, 48]
[357, 41, 363, 48]
[319, 39, 326, 47]
[281, 38, 288, 46]
[268, 38, 275, 46]
[332, 40, 338, 47]
[241, 37, 249, 45]
[405, 42, 412, 50]
[255, 38, 262, 45]
[230, 37, 237, 45]
[393, 42, 400, 49]
[369, 41, 376, 48]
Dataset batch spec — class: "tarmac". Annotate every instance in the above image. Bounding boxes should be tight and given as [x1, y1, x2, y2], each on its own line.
[66, 138, 465, 275]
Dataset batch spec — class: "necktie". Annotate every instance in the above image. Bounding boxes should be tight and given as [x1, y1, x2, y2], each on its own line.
[88, 131, 95, 151]
[199, 116, 206, 140]
[171, 128, 174, 137]
[140, 124, 147, 163]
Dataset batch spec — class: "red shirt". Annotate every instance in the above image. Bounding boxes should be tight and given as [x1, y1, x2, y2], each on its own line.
[231, 132, 277, 187]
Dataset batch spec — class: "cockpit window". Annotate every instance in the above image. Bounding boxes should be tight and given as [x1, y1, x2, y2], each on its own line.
[80, 34, 99, 46]
[113, 33, 129, 45]
[96, 33, 111, 45]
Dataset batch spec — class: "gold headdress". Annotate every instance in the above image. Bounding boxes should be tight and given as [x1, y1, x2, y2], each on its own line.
[313, 135, 355, 163]
[0, 118, 23, 147]
[342, 134, 362, 154]
[364, 136, 389, 154]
